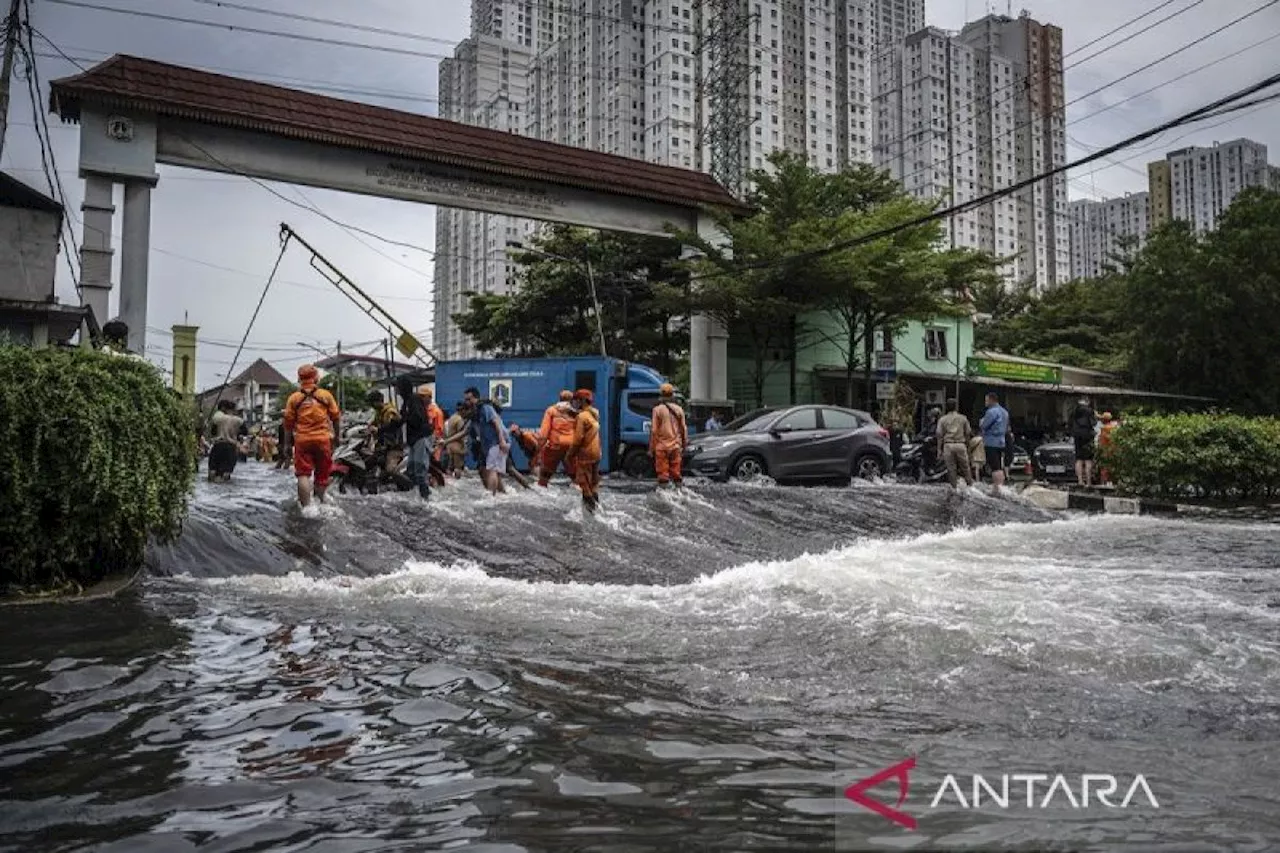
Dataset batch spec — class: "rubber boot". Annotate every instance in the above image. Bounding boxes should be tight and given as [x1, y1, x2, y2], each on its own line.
[418, 484, 430, 500]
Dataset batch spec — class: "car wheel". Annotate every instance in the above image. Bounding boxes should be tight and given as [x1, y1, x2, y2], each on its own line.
[730, 454, 768, 482]
[854, 452, 885, 480]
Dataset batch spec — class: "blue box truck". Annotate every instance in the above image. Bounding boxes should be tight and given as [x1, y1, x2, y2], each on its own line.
[434, 356, 681, 476]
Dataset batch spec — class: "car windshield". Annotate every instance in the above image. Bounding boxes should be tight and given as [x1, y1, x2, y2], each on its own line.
[722, 408, 781, 432]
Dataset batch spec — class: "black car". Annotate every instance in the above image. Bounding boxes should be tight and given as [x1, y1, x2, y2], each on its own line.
[684, 405, 892, 484]
[1031, 440, 1076, 482]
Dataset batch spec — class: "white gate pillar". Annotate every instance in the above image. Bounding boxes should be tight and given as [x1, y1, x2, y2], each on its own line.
[120, 180, 155, 354]
[78, 174, 114, 333]
[76, 109, 159, 349]
[687, 212, 734, 410]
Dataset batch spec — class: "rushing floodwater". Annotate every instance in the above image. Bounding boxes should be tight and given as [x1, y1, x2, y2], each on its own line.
[2, 464, 1279, 852]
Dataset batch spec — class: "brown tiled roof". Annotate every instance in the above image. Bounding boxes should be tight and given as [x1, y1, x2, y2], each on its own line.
[228, 358, 289, 389]
[49, 55, 746, 213]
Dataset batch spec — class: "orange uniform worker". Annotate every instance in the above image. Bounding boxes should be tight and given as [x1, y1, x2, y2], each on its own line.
[648, 382, 688, 487]
[417, 385, 447, 459]
[537, 390, 578, 486]
[283, 364, 341, 507]
[569, 389, 602, 513]
[1098, 412, 1119, 485]
[509, 424, 542, 462]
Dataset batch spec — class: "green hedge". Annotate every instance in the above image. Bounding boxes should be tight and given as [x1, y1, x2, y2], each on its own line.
[1104, 413, 1280, 500]
[0, 346, 195, 593]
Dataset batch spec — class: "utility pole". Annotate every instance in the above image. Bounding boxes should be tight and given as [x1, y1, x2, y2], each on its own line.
[0, 0, 23, 162]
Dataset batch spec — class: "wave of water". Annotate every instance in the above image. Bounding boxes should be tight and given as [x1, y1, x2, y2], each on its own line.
[3, 463, 1279, 851]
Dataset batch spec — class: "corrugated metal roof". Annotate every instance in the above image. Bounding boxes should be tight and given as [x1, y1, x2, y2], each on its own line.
[49, 55, 746, 213]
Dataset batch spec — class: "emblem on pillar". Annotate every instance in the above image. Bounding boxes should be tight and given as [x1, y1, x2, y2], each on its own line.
[106, 115, 134, 142]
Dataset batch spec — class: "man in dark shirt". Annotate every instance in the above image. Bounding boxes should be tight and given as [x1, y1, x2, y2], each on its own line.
[396, 376, 431, 500]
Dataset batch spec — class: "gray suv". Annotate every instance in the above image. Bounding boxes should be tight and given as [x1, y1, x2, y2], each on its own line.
[684, 405, 892, 483]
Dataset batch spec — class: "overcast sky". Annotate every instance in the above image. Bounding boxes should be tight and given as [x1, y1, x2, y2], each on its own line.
[2, 0, 1276, 389]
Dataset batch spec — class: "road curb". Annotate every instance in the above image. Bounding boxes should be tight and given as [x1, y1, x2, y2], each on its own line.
[1065, 492, 1182, 515]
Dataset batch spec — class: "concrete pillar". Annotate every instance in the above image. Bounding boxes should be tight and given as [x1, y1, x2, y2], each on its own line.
[120, 182, 153, 354]
[707, 316, 729, 403]
[688, 212, 733, 407]
[79, 175, 115, 332]
[689, 313, 711, 402]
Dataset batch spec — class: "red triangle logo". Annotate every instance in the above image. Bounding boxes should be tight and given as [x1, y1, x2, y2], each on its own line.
[844, 756, 917, 830]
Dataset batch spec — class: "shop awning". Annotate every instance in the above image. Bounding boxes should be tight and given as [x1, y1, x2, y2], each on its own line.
[811, 365, 1214, 403]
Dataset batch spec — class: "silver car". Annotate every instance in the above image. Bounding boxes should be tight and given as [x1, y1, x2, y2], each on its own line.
[684, 405, 892, 483]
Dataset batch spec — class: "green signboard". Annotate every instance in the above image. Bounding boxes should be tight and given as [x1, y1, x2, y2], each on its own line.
[966, 357, 1062, 385]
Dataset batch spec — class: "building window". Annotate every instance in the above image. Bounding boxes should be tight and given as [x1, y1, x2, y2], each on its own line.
[924, 328, 949, 361]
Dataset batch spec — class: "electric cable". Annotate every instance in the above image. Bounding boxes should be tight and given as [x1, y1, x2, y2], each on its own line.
[690, 69, 1280, 279]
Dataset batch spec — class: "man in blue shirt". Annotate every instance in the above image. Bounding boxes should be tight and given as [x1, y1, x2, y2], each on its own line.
[704, 409, 724, 432]
[978, 391, 1010, 493]
[464, 386, 509, 494]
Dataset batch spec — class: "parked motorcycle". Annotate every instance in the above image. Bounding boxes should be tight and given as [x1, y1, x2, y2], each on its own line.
[894, 435, 950, 484]
[330, 426, 414, 495]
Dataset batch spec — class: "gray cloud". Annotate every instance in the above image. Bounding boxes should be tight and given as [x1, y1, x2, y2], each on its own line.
[4, 0, 1276, 389]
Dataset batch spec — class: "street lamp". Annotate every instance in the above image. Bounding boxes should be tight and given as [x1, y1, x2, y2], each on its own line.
[296, 341, 345, 412]
[507, 240, 608, 358]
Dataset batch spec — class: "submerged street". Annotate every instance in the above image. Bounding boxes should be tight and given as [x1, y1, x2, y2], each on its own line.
[1, 467, 1278, 851]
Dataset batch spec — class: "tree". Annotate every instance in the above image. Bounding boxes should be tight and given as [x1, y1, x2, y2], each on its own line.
[1127, 189, 1280, 413]
[451, 225, 691, 371]
[975, 275, 1130, 376]
[680, 152, 1000, 408]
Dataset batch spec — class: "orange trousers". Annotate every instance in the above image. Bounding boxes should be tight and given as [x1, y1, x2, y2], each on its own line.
[538, 444, 577, 486]
[653, 447, 683, 484]
[575, 460, 601, 509]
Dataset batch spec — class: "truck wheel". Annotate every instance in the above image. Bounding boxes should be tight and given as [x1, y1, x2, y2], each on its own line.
[622, 448, 654, 478]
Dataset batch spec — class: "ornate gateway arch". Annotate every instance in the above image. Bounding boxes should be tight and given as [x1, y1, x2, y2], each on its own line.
[50, 55, 739, 406]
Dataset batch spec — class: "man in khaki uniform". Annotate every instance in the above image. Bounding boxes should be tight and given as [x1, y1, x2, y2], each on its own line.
[935, 398, 974, 488]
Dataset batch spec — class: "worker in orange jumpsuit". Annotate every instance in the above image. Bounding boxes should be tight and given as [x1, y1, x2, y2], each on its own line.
[569, 389, 602, 513]
[537, 390, 578, 487]
[1098, 412, 1119, 485]
[416, 384, 447, 457]
[648, 382, 688, 487]
[509, 424, 542, 476]
[283, 364, 341, 508]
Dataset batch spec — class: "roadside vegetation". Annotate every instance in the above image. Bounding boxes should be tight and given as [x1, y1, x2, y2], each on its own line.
[1105, 413, 1280, 501]
[0, 346, 195, 596]
[978, 187, 1280, 415]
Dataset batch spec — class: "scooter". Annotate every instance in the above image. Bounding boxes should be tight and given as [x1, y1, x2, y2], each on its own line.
[330, 426, 414, 495]
[894, 435, 950, 484]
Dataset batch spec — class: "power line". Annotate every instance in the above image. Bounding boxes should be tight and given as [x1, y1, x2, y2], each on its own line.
[179, 0, 461, 48]
[694, 69, 1280, 279]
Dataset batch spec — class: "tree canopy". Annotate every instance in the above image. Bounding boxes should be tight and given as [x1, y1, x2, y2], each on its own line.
[976, 187, 1280, 414]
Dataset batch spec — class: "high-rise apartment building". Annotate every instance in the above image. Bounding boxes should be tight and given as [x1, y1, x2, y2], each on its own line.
[1146, 138, 1274, 234]
[1067, 192, 1149, 281]
[874, 12, 1068, 291]
[433, 0, 927, 358]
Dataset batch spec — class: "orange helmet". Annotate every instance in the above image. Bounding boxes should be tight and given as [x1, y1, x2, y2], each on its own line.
[574, 389, 594, 404]
[659, 383, 675, 397]
[297, 363, 318, 381]
[559, 390, 573, 401]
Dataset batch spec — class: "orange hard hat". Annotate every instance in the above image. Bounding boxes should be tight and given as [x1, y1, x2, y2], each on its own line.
[660, 383, 675, 396]
[574, 389, 594, 404]
[297, 363, 318, 381]
[559, 390, 573, 401]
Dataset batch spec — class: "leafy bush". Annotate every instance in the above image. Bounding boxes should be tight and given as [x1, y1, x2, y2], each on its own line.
[1104, 413, 1280, 500]
[0, 346, 195, 592]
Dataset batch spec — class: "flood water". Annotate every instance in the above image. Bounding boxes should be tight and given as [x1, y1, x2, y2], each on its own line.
[2, 464, 1278, 852]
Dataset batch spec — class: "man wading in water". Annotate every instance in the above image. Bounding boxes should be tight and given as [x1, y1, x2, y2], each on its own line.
[283, 364, 341, 508]
[208, 399, 246, 482]
[935, 398, 973, 489]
